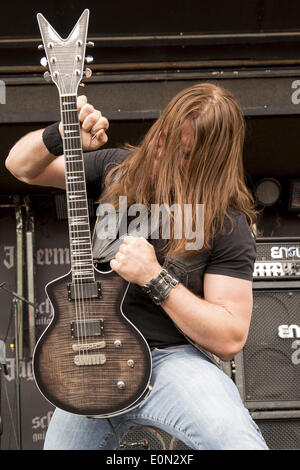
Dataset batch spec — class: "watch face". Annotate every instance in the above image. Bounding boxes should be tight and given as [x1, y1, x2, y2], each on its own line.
[256, 178, 281, 206]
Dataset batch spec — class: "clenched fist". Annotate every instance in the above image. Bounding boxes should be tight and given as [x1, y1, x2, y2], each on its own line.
[59, 95, 109, 151]
[110, 236, 162, 286]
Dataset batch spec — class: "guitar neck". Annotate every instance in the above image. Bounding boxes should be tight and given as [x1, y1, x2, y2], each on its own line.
[60, 93, 94, 283]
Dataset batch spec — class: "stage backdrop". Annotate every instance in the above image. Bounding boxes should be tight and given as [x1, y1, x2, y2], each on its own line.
[0, 199, 72, 450]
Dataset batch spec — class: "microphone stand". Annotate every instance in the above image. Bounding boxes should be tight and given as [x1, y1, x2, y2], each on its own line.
[0, 282, 35, 450]
[0, 339, 8, 450]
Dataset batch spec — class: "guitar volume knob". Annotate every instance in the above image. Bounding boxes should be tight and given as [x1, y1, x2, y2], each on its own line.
[117, 381, 126, 390]
[114, 340, 122, 348]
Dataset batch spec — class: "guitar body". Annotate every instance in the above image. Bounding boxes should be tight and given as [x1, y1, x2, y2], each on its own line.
[33, 266, 152, 417]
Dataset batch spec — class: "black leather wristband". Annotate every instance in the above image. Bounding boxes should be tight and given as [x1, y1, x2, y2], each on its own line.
[142, 268, 179, 305]
[42, 121, 63, 156]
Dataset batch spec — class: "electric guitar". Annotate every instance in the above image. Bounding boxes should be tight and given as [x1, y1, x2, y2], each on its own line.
[33, 10, 152, 417]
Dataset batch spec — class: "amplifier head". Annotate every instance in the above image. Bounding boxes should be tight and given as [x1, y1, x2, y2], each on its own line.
[254, 237, 300, 280]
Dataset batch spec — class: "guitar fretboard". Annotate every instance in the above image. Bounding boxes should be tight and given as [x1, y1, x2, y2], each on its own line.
[60, 94, 94, 283]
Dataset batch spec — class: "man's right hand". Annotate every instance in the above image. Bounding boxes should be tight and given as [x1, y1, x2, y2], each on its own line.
[58, 95, 109, 151]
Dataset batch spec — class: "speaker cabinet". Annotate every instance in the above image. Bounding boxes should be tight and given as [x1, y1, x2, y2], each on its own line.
[235, 285, 300, 409]
[118, 426, 191, 450]
[252, 410, 300, 450]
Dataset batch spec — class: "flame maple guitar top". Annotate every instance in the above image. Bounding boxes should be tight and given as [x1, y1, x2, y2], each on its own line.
[33, 268, 152, 416]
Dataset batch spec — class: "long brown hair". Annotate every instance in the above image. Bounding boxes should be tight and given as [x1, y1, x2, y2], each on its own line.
[101, 83, 257, 256]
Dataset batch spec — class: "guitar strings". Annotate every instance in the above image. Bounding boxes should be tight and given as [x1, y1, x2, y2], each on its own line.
[67, 93, 84, 359]
[59, 57, 85, 362]
[57, 28, 100, 372]
[61, 87, 77, 355]
[71, 37, 94, 361]
[70, 29, 102, 365]
[78, 30, 95, 361]
[69, 39, 92, 362]
[71, 59, 87, 360]
[69, 70, 88, 360]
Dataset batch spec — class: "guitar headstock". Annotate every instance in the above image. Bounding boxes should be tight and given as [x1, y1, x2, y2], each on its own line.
[37, 9, 93, 95]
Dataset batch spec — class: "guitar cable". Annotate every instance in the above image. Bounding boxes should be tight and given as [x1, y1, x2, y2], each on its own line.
[106, 418, 120, 449]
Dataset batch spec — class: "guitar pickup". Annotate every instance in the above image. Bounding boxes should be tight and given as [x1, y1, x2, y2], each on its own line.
[68, 281, 101, 301]
[70, 318, 104, 339]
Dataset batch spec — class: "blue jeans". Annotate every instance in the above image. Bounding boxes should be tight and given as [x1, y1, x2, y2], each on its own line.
[44, 345, 268, 450]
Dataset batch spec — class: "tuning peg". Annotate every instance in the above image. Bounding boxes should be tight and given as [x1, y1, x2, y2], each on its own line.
[84, 68, 92, 78]
[43, 71, 52, 82]
[86, 41, 94, 48]
[38, 44, 44, 50]
[85, 56, 93, 64]
[40, 57, 48, 67]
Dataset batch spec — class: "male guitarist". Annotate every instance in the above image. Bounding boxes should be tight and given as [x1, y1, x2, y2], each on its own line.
[5, 83, 268, 450]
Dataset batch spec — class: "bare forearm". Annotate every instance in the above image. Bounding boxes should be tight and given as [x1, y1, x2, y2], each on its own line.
[161, 283, 247, 360]
[5, 128, 57, 180]
[5, 95, 109, 187]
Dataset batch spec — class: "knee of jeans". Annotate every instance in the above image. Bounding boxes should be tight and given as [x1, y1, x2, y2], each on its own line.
[207, 405, 266, 447]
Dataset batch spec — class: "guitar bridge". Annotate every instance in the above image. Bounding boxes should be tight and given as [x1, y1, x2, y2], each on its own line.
[68, 281, 101, 301]
[74, 354, 106, 366]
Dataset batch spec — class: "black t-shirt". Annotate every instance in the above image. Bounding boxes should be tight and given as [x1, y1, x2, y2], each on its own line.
[83, 148, 256, 349]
